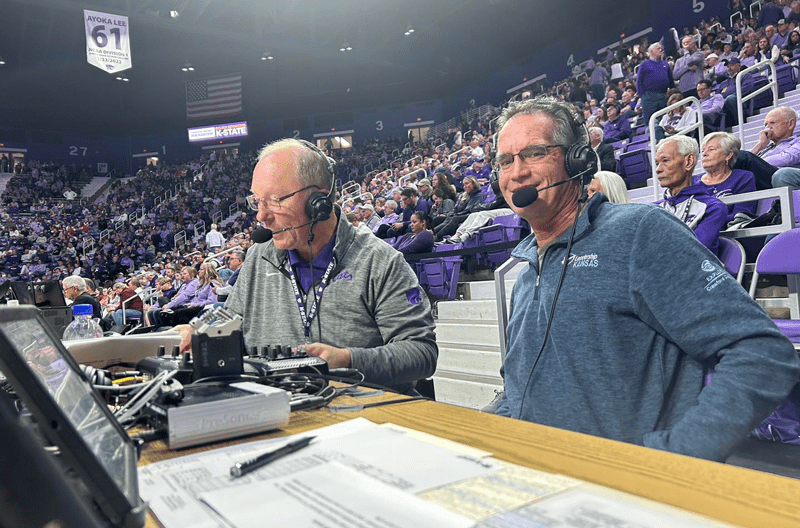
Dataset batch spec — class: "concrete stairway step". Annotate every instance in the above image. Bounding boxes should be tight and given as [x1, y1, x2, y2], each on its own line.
[435, 322, 500, 346]
[431, 372, 503, 410]
[437, 298, 505, 322]
[437, 346, 502, 376]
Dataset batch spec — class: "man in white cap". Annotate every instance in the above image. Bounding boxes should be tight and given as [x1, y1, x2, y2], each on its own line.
[357, 204, 381, 231]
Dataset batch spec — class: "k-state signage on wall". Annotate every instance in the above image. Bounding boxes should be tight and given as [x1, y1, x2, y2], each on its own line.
[187, 121, 248, 142]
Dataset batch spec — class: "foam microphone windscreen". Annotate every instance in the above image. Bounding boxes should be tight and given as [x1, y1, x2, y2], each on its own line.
[250, 227, 273, 243]
[511, 187, 539, 208]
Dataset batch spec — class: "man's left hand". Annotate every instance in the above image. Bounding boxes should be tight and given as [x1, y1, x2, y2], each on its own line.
[303, 343, 352, 369]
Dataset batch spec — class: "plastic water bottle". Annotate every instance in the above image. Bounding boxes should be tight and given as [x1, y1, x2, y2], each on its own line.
[62, 304, 104, 341]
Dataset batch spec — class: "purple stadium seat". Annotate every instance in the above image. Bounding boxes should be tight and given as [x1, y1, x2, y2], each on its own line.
[748, 229, 800, 343]
[618, 147, 651, 189]
[717, 237, 746, 284]
[476, 214, 528, 266]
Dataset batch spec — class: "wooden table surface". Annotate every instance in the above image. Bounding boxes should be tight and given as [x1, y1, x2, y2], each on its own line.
[140, 390, 800, 528]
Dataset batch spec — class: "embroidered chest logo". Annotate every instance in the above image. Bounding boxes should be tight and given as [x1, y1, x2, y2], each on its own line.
[701, 259, 730, 291]
[562, 253, 599, 268]
[331, 271, 353, 284]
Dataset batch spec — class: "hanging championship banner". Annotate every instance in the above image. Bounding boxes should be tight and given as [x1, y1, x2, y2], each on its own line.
[84, 10, 132, 74]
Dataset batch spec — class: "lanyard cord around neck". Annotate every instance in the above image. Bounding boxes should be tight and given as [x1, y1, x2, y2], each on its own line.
[284, 230, 336, 341]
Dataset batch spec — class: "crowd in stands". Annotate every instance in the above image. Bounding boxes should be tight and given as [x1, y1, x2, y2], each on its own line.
[1, 1, 799, 319]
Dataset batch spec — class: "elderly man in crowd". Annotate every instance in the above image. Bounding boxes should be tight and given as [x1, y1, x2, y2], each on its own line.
[654, 135, 728, 256]
[674, 35, 705, 99]
[748, 106, 800, 192]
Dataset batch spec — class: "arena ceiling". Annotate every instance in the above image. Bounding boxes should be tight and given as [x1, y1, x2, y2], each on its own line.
[0, 0, 643, 136]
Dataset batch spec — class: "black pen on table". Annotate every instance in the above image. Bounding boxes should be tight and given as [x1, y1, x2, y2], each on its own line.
[230, 436, 316, 478]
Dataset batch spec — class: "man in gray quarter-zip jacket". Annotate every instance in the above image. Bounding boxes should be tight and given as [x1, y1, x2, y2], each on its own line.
[491, 96, 799, 461]
[225, 138, 437, 395]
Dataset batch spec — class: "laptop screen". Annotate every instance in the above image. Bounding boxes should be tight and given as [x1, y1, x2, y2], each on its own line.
[0, 306, 143, 527]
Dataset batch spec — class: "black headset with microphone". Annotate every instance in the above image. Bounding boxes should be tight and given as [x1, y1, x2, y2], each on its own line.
[489, 108, 597, 203]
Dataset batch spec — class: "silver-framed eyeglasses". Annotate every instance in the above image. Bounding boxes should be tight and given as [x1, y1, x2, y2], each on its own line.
[493, 144, 564, 172]
[246, 184, 320, 212]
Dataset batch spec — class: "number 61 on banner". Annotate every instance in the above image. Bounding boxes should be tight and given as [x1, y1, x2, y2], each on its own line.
[84, 10, 132, 74]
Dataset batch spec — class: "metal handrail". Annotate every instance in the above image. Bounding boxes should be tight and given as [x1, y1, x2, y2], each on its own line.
[203, 245, 243, 264]
[399, 167, 428, 187]
[648, 96, 704, 201]
[735, 58, 779, 147]
[341, 181, 360, 197]
[406, 154, 422, 167]
[228, 203, 239, 217]
[120, 292, 140, 326]
[447, 146, 470, 161]
[730, 11, 743, 27]
[193, 220, 205, 236]
[174, 230, 186, 249]
[750, 0, 762, 18]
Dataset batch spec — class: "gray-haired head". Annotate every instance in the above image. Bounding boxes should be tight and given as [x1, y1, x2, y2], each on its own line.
[62, 275, 87, 292]
[593, 171, 631, 204]
[702, 132, 741, 169]
[656, 135, 699, 159]
[496, 96, 587, 150]
[256, 138, 333, 191]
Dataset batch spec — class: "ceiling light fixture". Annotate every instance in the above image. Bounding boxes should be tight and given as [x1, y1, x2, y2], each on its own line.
[261, 52, 274, 61]
[182, 62, 194, 72]
[0, 57, 5, 65]
[339, 43, 352, 52]
[170, 10, 179, 18]
[115, 75, 129, 81]
[404, 25, 415, 36]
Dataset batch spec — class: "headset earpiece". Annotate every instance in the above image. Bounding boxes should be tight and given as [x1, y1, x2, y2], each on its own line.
[296, 139, 336, 224]
[305, 190, 333, 223]
[564, 143, 598, 186]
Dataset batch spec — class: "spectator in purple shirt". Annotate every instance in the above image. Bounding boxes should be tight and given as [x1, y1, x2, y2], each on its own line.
[373, 200, 399, 237]
[636, 42, 674, 133]
[160, 262, 219, 326]
[393, 212, 434, 254]
[694, 132, 757, 223]
[655, 136, 728, 256]
[602, 104, 631, 143]
[750, 106, 800, 193]
[696, 79, 725, 130]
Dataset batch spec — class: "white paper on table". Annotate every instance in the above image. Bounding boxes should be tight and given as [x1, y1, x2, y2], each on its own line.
[307, 425, 501, 493]
[378, 422, 493, 459]
[198, 461, 475, 528]
[138, 418, 379, 528]
[474, 485, 741, 528]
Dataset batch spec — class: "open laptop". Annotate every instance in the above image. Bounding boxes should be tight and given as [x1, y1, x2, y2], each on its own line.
[0, 305, 146, 528]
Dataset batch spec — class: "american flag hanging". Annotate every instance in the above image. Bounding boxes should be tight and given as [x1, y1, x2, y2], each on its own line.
[185, 74, 242, 120]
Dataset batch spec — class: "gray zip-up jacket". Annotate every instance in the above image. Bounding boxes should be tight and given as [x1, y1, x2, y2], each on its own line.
[226, 212, 437, 393]
[496, 194, 799, 461]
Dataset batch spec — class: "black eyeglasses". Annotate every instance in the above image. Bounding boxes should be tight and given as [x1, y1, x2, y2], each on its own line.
[492, 144, 564, 172]
[246, 184, 320, 212]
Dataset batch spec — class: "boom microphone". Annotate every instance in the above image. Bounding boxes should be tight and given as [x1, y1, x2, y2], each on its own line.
[250, 228, 273, 243]
[250, 221, 315, 244]
[511, 168, 594, 208]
